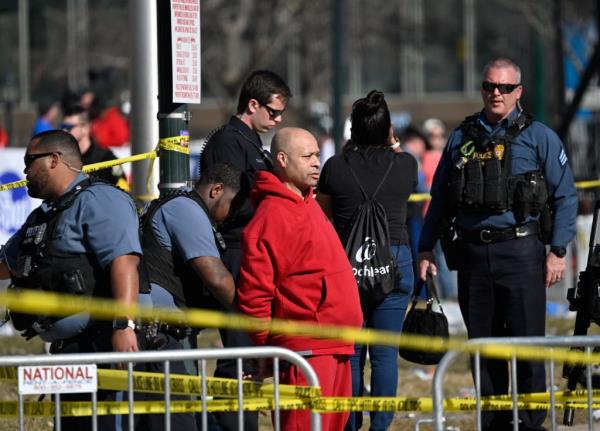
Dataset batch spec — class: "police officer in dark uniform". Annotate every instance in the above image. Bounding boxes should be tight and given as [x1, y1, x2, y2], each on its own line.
[418, 58, 577, 431]
[200, 70, 291, 431]
[0, 130, 143, 431]
[137, 163, 244, 431]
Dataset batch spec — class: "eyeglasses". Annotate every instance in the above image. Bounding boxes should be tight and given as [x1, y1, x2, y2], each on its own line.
[24, 152, 60, 168]
[60, 122, 86, 132]
[481, 81, 521, 94]
[260, 103, 285, 119]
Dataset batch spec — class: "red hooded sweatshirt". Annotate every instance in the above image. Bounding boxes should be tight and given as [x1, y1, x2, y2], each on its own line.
[237, 171, 363, 355]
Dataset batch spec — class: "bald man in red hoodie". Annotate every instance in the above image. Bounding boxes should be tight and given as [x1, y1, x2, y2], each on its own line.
[237, 127, 363, 431]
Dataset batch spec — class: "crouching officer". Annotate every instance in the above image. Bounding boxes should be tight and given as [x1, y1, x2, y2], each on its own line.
[0, 130, 143, 431]
[137, 163, 245, 430]
[418, 58, 577, 431]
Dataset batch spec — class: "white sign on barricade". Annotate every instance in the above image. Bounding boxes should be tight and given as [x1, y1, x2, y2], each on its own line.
[170, 0, 201, 104]
[18, 364, 97, 395]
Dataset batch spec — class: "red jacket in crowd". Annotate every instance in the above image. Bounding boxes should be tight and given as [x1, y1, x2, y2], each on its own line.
[237, 171, 362, 354]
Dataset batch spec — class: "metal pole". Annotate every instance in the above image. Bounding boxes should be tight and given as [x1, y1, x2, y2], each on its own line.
[273, 357, 280, 431]
[332, 0, 344, 152]
[463, 0, 476, 96]
[18, 0, 30, 109]
[129, 0, 160, 203]
[128, 361, 135, 431]
[511, 354, 519, 431]
[534, 34, 546, 123]
[557, 41, 600, 139]
[156, 0, 190, 195]
[586, 347, 593, 430]
[475, 351, 482, 431]
[200, 359, 208, 430]
[66, 0, 76, 92]
[164, 360, 171, 431]
[549, 356, 556, 431]
[237, 357, 244, 431]
[553, 0, 565, 129]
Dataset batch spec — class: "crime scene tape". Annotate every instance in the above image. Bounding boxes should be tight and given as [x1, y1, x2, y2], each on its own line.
[3, 395, 600, 417]
[0, 367, 320, 398]
[1, 290, 600, 367]
[158, 136, 190, 154]
[100, 369, 320, 398]
[0, 399, 308, 417]
[0, 151, 158, 192]
[5, 363, 599, 413]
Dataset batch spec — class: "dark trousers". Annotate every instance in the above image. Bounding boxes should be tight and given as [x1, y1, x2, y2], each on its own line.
[457, 235, 547, 431]
[131, 331, 198, 431]
[50, 325, 117, 431]
[213, 246, 258, 431]
[51, 326, 198, 431]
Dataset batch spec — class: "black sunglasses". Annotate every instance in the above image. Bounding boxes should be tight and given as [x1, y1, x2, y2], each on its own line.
[260, 103, 285, 119]
[481, 81, 521, 94]
[60, 122, 86, 132]
[24, 152, 60, 168]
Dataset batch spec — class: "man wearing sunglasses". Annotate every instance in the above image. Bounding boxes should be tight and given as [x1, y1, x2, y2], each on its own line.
[418, 58, 577, 431]
[200, 70, 291, 431]
[61, 105, 128, 190]
[0, 130, 143, 430]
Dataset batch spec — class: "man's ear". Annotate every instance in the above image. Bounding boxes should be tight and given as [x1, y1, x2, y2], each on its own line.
[248, 98, 260, 115]
[276, 151, 287, 168]
[209, 183, 225, 199]
[49, 153, 61, 169]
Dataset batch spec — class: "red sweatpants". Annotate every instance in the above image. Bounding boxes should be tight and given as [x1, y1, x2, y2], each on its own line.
[279, 354, 351, 431]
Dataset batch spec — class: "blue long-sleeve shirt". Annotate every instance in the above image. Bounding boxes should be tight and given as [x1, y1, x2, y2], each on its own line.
[419, 109, 577, 250]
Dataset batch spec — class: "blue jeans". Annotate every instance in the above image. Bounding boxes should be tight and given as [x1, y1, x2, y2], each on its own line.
[346, 244, 414, 431]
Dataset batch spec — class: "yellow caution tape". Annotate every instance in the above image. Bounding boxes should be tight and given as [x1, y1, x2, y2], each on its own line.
[0, 151, 158, 192]
[158, 136, 190, 154]
[0, 366, 321, 399]
[1, 289, 600, 366]
[0, 179, 28, 192]
[407, 192, 431, 203]
[406, 179, 600, 202]
[82, 151, 157, 174]
[575, 179, 600, 189]
[0, 399, 308, 417]
[98, 369, 320, 398]
[3, 395, 600, 417]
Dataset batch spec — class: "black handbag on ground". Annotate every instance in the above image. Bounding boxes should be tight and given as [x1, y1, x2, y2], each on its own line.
[398, 273, 449, 365]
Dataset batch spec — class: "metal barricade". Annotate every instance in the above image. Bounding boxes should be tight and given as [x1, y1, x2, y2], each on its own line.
[1, 346, 321, 431]
[432, 335, 600, 431]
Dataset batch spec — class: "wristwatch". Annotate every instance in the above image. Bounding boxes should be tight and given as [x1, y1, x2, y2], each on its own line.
[550, 246, 567, 258]
[112, 317, 136, 330]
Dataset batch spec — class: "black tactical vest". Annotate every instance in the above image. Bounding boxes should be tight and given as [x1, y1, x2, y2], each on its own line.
[10, 179, 112, 331]
[446, 112, 548, 220]
[140, 190, 225, 309]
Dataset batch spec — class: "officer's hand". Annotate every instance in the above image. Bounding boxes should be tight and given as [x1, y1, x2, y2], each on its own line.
[418, 251, 437, 281]
[545, 252, 566, 288]
[112, 328, 139, 369]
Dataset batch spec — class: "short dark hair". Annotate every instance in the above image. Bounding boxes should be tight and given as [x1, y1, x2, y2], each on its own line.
[349, 90, 391, 149]
[32, 130, 82, 166]
[62, 104, 88, 119]
[197, 163, 243, 191]
[236, 70, 291, 115]
[399, 126, 430, 150]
